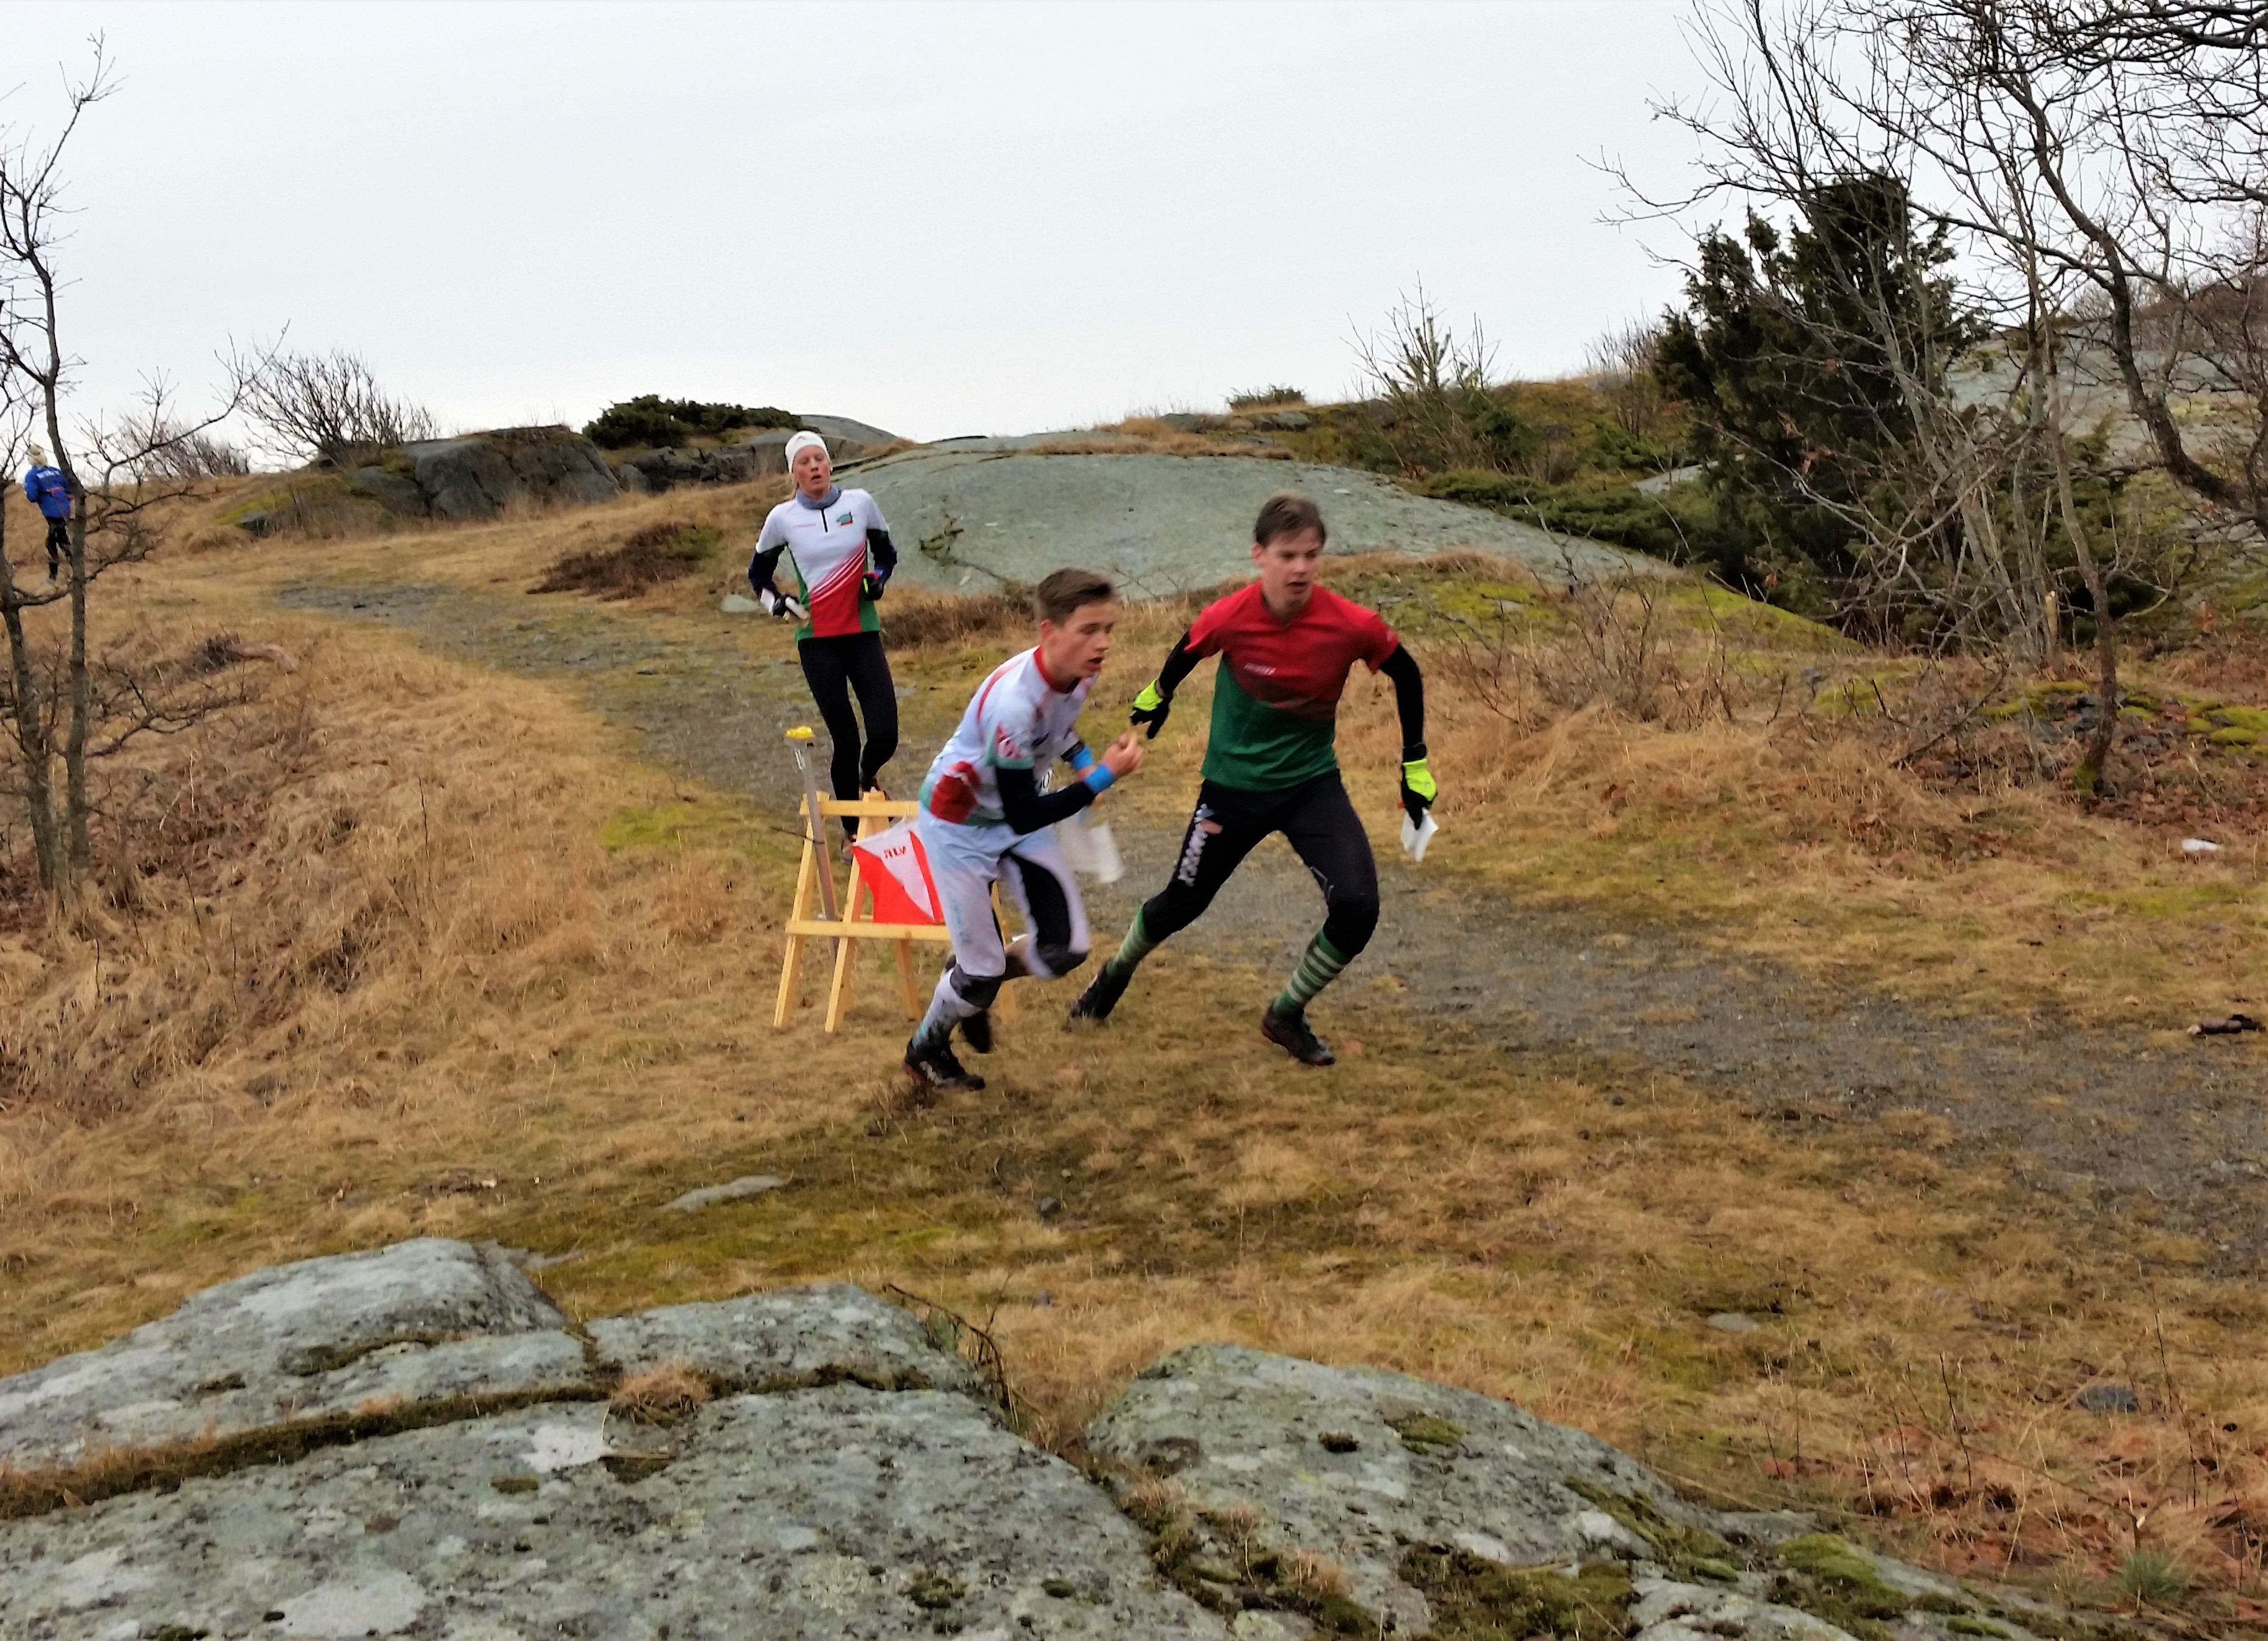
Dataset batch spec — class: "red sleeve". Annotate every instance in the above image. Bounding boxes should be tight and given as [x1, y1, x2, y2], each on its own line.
[1184, 588, 1243, 659]
[1350, 597, 1398, 672]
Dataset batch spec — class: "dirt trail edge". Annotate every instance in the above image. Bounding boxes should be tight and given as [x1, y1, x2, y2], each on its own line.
[279, 579, 2268, 1271]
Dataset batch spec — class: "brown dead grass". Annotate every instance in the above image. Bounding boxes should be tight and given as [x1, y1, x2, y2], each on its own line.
[608, 1362, 711, 1425]
[878, 587, 1035, 650]
[2, 504, 2266, 1628]
[1069, 419, 1299, 458]
[531, 519, 721, 599]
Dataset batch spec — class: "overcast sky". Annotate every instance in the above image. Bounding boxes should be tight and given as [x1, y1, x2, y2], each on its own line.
[11, 1, 1709, 445]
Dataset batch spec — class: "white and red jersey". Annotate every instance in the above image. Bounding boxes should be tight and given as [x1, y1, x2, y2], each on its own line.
[751, 487, 889, 639]
[918, 647, 1094, 830]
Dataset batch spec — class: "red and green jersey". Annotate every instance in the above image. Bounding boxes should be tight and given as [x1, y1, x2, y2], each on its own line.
[1186, 582, 1399, 791]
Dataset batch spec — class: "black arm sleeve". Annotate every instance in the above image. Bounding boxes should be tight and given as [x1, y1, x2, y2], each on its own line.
[867, 526, 898, 580]
[1154, 631, 1202, 695]
[996, 763, 1098, 835]
[1380, 643, 1425, 756]
[748, 544, 785, 597]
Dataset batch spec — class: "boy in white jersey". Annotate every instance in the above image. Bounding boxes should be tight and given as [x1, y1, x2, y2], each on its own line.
[905, 569, 1145, 1092]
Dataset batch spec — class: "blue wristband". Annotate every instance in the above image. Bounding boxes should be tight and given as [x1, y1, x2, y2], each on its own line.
[1082, 764, 1116, 795]
[1069, 746, 1097, 774]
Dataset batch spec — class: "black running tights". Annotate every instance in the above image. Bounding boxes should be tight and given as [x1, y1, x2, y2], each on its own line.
[797, 631, 898, 831]
[1140, 772, 1380, 958]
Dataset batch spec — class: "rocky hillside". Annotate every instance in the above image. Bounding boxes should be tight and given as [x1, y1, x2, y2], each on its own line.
[854, 445, 1652, 596]
[0, 1240, 2114, 1640]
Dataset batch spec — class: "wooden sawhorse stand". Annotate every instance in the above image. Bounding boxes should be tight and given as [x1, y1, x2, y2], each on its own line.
[771, 796, 1016, 1033]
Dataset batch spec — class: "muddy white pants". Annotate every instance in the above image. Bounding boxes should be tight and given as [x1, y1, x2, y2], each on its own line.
[911, 816, 1090, 1044]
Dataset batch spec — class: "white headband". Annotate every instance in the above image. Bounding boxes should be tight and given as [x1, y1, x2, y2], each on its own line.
[784, 431, 829, 466]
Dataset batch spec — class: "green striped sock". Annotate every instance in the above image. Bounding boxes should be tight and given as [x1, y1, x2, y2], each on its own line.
[1105, 909, 1160, 980]
[1274, 931, 1352, 1015]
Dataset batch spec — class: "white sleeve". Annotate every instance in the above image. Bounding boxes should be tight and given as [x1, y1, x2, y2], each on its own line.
[755, 503, 791, 554]
[853, 490, 890, 536]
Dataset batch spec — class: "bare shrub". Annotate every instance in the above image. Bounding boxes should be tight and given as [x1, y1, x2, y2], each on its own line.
[1585, 315, 1668, 437]
[1522, 422, 1579, 485]
[116, 416, 251, 480]
[1350, 282, 1525, 473]
[1427, 574, 1741, 730]
[242, 346, 436, 467]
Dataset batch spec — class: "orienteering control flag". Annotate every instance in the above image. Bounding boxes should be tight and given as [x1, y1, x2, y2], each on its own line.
[849, 819, 942, 925]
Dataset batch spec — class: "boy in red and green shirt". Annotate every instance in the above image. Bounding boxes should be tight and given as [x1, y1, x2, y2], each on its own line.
[1068, 491, 1437, 1064]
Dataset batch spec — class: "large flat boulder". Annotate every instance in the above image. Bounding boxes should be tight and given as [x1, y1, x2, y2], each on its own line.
[0, 1239, 575, 1469]
[1087, 1345, 2050, 1641]
[0, 1388, 1220, 1639]
[855, 449, 1652, 595]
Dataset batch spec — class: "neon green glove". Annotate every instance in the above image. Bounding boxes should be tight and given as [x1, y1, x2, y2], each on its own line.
[1400, 754, 1437, 817]
[1130, 679, 1172, 738]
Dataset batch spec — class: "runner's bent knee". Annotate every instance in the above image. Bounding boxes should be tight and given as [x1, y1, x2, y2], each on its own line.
[950, 964, 1004, 1007]
[1321, 889, 1378, 957]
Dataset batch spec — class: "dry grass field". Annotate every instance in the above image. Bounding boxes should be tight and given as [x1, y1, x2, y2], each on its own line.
[2, 476, 2266, 1631]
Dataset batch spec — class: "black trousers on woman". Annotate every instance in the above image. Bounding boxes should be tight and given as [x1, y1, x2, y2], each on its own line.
[796, 630, 898, 837]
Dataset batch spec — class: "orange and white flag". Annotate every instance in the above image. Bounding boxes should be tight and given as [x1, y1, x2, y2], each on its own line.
[850, 820, 942, 925]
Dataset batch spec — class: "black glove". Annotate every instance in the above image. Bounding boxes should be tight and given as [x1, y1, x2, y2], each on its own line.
[861, 571, 885, 602]
[1129, 680, 1171, 739]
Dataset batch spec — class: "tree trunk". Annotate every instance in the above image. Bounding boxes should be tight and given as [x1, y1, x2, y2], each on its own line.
[2050, 424, 2119, 797]
[62, 509, 90, 873]
[0, 544, 63, 893]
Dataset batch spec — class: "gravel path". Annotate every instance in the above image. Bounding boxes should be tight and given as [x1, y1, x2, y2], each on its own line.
[276, 579, 2268, 1270]
[847, 449, 1652, 594]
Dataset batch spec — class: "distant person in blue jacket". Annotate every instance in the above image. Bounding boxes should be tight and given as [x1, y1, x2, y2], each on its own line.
[24, 445, 70, 581]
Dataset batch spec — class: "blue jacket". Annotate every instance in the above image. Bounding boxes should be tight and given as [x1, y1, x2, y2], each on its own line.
[24, 465, 69, 519]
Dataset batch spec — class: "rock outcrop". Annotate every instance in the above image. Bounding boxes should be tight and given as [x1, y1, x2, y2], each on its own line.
[1082, 1344, 2070, 1640]
[0, 1239, 572, 1470]
[620, 421, 893, 494]
[341, 425, 621, 522]
[0, 1241, 2100, 1640]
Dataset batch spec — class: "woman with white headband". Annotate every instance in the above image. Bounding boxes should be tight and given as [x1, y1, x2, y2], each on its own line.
[748, 430, 900, 845]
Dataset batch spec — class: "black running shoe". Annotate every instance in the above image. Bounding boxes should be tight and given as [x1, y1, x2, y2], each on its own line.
[1066, 964, 1130, 1026]
[904, 1036, 985, 1092]
[1260, 1004, 1335, 1067]
[960, 1009, 995, 1055]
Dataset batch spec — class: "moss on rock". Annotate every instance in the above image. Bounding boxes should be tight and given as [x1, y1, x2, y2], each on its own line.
[1400, 1546, 1634, 1639]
